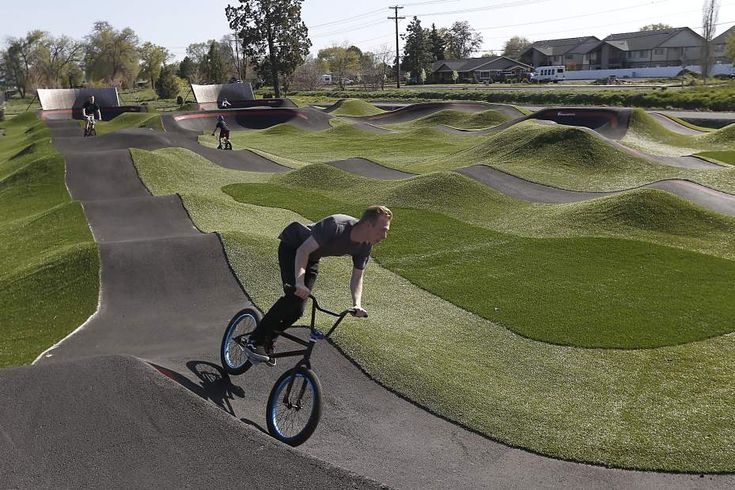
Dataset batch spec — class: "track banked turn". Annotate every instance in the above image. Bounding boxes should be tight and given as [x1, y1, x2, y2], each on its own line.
[2, 111, 732, 488]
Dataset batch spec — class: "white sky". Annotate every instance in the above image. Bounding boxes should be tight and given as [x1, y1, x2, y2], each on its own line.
[2, 0, 735, 59]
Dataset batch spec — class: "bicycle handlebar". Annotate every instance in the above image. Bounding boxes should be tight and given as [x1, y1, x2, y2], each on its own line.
[284, 285, 366, 319]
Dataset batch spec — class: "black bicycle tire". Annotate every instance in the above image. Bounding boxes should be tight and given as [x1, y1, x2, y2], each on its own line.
[266, 366, 322, 446]
[220, 307, 258, 375]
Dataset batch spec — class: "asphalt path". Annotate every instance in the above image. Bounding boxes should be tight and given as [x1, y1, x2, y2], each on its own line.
[2, 115, 733, 488]
[457, 165, 735, 216]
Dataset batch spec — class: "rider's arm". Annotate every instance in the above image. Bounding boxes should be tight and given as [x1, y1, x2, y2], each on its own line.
[294, 236, 320, 298]
[350, 267, 368, 317]
[82, 104, 88, 117]
[96, 108, 102, 120]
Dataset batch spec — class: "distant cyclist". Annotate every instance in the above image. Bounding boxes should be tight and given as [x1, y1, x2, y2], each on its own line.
[246, 206, 392, 366]
[220, 97, 232, 108]
[212, 115, 231, 149]
[82, 95, 102, 134]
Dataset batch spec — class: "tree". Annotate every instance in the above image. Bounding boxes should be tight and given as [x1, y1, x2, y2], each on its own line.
[445, 21, 483, 59]
[227, 0, 312, 98]
[3, 31, 44, 97]
[429, 24, 446, 61]
[202, 40, 228, 83]
[155, 64, 181, 99]
[34, 34, 84, 88]
[725, 33, 735, 63]
[701, 0, 720, 81]
[640, 23, 673, 31]
[502, 36, 531, 60]
[84, 21, 140, 88]
[317, 45, 359, 90]
[139, 42, 170, 89]
[178, 56, 198, 81]
[451, 70, 458, 83]
[401, 17, 432, 83]
[291, 56, 324, 91]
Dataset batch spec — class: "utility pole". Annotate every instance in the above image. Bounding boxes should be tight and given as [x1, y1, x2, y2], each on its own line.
[388, 6, 405, 88]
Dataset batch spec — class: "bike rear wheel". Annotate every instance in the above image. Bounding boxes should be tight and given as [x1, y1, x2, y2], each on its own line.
[266, 366, 322, 446]
[220, 308, 259, 375]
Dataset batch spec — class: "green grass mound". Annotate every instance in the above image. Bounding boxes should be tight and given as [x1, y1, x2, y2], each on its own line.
[223, 177, 735, 349]
[393, 109, 508, 130]
[330, 98, 385, 116]
[226, 120, 477, 169]
[133, 147, 735, 472]
[95, 112, 163, 135]
[0, 115, 99, 368]
[557, 188, 735, 236]
[624, 109, 735, 154]
[695, 150, 735, 165]
[424, 120, 666, 189]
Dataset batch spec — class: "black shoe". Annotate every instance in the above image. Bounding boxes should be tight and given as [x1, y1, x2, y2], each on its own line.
[265, 340, 277, 368]
[245, 342, 270, 363]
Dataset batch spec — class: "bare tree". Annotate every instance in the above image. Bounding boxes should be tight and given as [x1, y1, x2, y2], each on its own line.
[701, 0, 720, 81]
[35, 35, 84, 88]
[291, 56, 323, 91]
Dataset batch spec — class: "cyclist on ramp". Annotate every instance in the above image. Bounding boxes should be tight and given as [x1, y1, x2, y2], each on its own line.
[81, 95, 102, 136]
[212, 115, 232, 150]
[246, 206, 392, 366]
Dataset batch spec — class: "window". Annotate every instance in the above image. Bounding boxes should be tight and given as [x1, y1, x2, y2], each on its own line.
[654, 48, 664, 55]
[557, 68, 564, 73]
[479, 71, 490, 79]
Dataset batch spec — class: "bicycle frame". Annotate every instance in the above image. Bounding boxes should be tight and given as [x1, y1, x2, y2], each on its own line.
[268, 294, 352, 369]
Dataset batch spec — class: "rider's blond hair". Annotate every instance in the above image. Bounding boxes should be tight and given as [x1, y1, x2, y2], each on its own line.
[359, 205, 392, 225]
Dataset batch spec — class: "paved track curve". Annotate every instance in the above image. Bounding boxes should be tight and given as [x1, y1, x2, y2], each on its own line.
[1, 116, 733, 488]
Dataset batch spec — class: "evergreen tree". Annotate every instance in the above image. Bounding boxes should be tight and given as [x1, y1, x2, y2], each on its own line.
[227, 0, 311, 97]
[402, 17, 432, 83]
[155, 64, 180, 99]
[429, 24, 446, 61]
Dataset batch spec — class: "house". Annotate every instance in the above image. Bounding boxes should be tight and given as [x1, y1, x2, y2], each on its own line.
[429, 56, 532, 83]
[712, 26, 735, 64]
[521, 28, 707, 71]
[520, 36, 601, 71]
[594, 27, 705, 69]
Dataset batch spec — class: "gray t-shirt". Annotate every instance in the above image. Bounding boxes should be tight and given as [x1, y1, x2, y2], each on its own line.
[278, 214, 372, 269]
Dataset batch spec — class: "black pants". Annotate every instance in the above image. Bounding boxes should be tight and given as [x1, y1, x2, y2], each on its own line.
[250, 241, 319, 345]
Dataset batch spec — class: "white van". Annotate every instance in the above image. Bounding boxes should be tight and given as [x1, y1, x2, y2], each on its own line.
[531, 66, 565, 83]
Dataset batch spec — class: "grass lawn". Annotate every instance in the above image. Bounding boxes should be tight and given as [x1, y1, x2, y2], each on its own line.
[327, 99, 385, 116]
[695, 150, 735, 166]
[132, 146, 735, 472]
[210, 121, 478, 168]
[0, 114, 98, 368]
[380, 108, 509, 130]
[94, 112, 164, 135]
[623, 108, 735, 156]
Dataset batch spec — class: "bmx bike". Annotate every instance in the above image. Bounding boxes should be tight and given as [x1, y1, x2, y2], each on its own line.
[220, 288, 361, 446]
[83, 115, 97, 137]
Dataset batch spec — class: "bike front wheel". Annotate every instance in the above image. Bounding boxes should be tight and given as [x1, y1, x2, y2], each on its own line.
[266, 366, 322, 446]
[220, 308, 259, 375]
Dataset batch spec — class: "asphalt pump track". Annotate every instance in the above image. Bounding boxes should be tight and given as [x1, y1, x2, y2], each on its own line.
[1, 116, 733, 488]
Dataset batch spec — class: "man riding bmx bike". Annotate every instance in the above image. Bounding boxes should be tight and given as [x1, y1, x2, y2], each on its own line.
[246, 206, 393, 366]
[212, 115, 232, 150]
[81, 95, 102, 136]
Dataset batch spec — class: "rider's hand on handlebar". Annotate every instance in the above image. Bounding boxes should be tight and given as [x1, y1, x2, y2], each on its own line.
[350, 306, 368, 318]
[294, 284, 311, 299]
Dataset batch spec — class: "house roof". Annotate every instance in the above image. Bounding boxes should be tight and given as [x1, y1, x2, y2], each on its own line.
[712, 25, 735, 45]
[520, 36, 600, 57]
[602, 27, 702, 51]
[431, 57, 531, 73]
